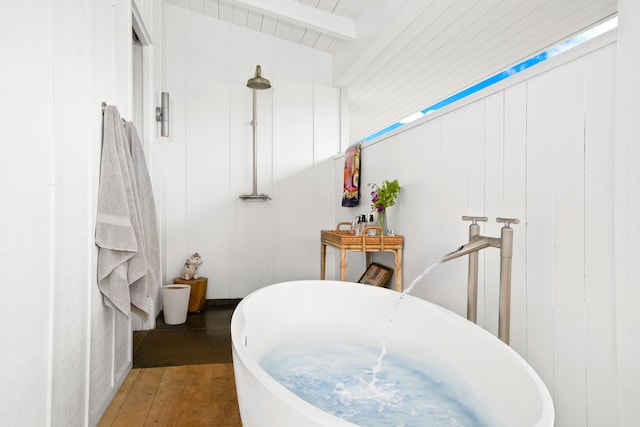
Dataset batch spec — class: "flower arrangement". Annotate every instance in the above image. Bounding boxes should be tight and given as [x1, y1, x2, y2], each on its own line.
[369, 179, 401, 212]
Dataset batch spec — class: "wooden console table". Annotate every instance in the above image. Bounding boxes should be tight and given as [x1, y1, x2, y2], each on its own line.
[320, 223, 404, 291]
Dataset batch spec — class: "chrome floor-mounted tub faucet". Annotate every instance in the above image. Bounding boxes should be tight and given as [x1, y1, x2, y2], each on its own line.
[441, 216, 519, 344]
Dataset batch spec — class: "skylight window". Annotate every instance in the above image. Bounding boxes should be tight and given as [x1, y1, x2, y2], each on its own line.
[358, 17, 618, 144]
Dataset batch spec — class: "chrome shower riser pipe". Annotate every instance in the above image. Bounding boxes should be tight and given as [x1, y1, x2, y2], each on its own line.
[240, 66, 271, 201]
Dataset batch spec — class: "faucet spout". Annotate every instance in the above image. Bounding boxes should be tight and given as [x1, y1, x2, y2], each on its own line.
[439, 236, 501, 263]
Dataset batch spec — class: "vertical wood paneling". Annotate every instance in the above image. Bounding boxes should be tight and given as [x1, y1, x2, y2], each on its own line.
[502, 83, 528, 356]
[614, 2, 640, 424]
[230, 26, 277, 296]
[338, 37, 618, 427]
[114, 3, 137, 402]
[51, 4, 92, 383]
[404, 120, 443, 299]
[114, 312, 132, 378]
[88, 28, 117, 412]
[583, 44, 618, 426]
[89, 1, 140, 423]
[89, 295, 117, 418]
[547, 59, 587, 427]
[164, 6, 190, 283]
[228, 28, 271, 296]
[2, 1, 160, 424]
[312, 83, 341, 279]
[273, 42, 316, 282]
[12, 4, 56, 416]
[436, 102, 486, 317]
[483, 93, 505, 337]
[186, 11, 232, 297]
[525, 74, 556, 396]
[376, 125, 427, 287]
[163, 7, 339, 298]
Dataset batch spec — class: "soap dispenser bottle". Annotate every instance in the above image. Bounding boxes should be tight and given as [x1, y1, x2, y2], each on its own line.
[358, 214, 366, 235]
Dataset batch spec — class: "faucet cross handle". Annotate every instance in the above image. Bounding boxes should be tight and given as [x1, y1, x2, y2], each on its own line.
[496, 217, 520, 227]
[462, 216, 488, 224]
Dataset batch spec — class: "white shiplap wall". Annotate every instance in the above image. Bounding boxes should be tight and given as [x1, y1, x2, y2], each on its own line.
[0, 0, 159, 425]
[162, 6, 340, 298]
[334, 33, 618, 426]
[614, 1, 640, 425]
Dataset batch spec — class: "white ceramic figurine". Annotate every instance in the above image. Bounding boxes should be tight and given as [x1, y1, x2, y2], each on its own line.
[180, 252, 203, 280]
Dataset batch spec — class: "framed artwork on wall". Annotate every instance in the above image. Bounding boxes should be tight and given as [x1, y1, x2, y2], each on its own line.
[342, 143, 361, 207]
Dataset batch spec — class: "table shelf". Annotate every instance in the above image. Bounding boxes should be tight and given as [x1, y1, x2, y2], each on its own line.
[320, 225, 404, 291]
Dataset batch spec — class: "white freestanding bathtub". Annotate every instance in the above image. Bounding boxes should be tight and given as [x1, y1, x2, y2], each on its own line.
[231, 280, 554, 427]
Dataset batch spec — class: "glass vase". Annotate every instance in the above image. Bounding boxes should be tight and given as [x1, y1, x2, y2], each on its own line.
[377, 210, 387, 235]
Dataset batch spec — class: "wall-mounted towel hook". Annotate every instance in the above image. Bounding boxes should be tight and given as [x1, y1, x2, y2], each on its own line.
[102, 102, 127, 127]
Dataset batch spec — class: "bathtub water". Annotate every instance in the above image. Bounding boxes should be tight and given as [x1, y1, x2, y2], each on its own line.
[262, 343, 488, 426]
[231, 280, 554, 427]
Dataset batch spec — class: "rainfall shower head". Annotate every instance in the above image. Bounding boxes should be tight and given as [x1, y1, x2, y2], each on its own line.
[246, 65, 271, 90]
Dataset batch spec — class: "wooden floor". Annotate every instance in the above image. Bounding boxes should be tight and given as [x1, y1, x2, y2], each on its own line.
[98, 363, 241, 427]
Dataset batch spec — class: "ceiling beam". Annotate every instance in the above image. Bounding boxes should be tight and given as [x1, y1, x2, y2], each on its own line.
[224, 0, 357, 41]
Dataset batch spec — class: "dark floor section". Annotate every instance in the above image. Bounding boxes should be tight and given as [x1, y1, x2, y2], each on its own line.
[133, 299, 241, 368]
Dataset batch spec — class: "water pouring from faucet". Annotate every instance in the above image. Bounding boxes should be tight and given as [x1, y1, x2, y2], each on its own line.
[373, 216, 518, 386]
[370, 261, 440, 386]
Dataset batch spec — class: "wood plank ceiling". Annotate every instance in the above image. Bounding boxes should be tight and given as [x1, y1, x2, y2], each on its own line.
[168, 0, 617, 143]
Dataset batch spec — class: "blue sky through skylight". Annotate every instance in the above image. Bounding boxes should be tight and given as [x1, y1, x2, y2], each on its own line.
[358, 17, 618, 144]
